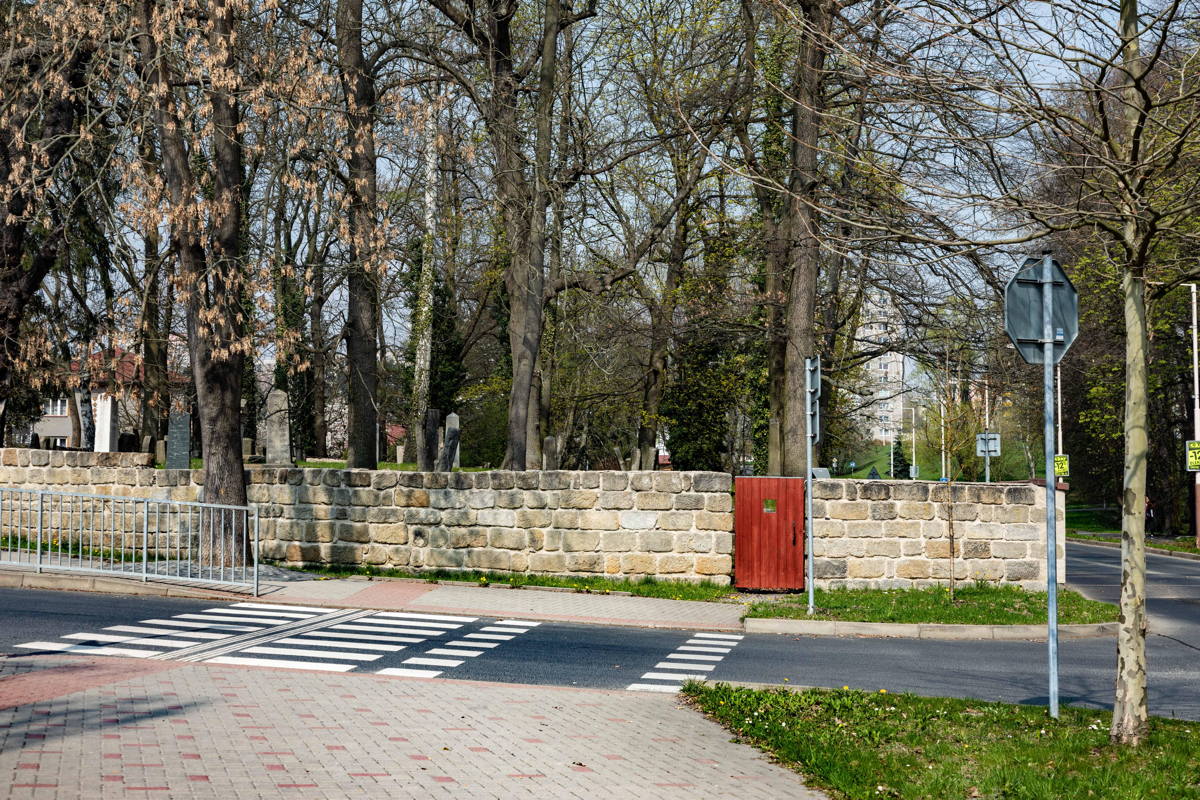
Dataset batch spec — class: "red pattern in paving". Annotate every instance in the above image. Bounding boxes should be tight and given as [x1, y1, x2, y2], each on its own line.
[0, 657, 182, 710]
[340, 581, 437, 608]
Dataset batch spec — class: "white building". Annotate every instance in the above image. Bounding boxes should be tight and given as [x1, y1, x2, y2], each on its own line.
[857, 297, 906, 444]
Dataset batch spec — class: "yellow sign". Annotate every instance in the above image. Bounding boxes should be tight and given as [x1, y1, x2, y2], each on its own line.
[1053, 454, 1069, 477]
[1188, 441, 1200, 472]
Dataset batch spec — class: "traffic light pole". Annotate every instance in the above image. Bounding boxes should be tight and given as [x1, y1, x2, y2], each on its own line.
[1041, 254, 1060, 719]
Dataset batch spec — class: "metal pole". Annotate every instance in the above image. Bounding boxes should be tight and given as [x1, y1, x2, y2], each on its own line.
[142, 501, 149, 582]
[805, 357, 815, 616]
[253, 508, 260, 598]
[984, 382, 991, 483]
[1041, 253, 1060, 719]
[35, 491, 43, 573]
[1056, 365, 1063, 454]
[1190, 283, 1200, 549]
[910, 407, 917, 474]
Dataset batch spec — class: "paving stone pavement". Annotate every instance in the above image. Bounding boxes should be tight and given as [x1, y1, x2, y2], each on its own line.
[1, 655, 824, 799]
[260, 578, 748, 632]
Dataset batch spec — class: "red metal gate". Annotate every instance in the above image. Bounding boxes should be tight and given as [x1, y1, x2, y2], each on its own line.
[734, 477, 805, 590]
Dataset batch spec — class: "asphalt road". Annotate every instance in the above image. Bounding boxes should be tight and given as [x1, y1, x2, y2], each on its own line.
[1, 541, 1197, 718]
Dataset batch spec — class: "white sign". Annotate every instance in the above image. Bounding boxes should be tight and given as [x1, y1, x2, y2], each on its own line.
[975, 432, 1001, 457]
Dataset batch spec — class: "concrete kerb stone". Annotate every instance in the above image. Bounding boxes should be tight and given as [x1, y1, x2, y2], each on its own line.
[1067, 535, 1200, 563]
[743, 616, 1118, 640]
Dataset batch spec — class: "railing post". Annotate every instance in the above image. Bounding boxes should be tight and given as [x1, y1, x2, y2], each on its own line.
[142, 500, 149, 582]
[35, 492, 43, 573]
[253, 508, 260, 598]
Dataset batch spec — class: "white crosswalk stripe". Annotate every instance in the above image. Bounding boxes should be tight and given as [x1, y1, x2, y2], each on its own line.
[627, 633, 743, 693]
[19, 606, 532, 680]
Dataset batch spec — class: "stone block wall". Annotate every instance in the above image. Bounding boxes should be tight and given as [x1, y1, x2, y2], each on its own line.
[809, 479, 1066, 590]
[0, 450, 734, 585]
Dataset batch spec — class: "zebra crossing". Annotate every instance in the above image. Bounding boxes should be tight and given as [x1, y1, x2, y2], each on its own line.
[626, 632, 744, 693]
[378, 618, 539, 678]
[14, 602, 537, 677]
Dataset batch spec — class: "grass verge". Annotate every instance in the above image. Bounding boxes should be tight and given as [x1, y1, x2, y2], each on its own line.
[269, 562, 735, 601]
[1069, 531, 1200, 557]
[745, 583, 1116, 625]
[684, 683, 1198, 800]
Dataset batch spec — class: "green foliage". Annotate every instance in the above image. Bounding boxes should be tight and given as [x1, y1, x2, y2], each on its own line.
[662, 333, 736, 471]
[685, 684, 1200, 800]
[888, 437, 910, 479]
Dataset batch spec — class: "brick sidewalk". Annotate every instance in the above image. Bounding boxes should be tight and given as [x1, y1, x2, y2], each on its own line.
[1, 655, 823, 799]
[259, 578, 748, 631]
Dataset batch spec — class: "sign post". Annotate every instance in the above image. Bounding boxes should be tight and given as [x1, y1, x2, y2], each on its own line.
[975, 433, 1001, 482]
[805, 355, 821, 617]
[1004, 253, 1078, 719]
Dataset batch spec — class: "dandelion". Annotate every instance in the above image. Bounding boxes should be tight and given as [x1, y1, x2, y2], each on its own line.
[879, 689, 887, 694]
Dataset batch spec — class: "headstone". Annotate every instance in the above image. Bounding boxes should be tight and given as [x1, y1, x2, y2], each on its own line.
[867, 466, 881, 480]
[242, 437, 254, 458]
[155, 439, 167, 465]
[542, 434, 558, 471]
[165, 411, 191, 469]
[141, 435, 153, 454]
[117, 432, 138, 452]
[419, 408, 439, 471]
[93, 394, 118, 452]
[262, 388, 294, 466]
[437, 413, 460, 472]
[29, 432, 40, 449]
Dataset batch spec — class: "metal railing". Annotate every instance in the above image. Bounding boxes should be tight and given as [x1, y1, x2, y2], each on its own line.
[0, 487, 258, 595]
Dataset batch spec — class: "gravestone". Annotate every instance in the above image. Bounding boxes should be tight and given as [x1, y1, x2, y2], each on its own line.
[867, 466, 881, 480]
[118, 432, 138, 452]
[242, 438, 254, 458]
[155, 439, 167, 465]
[419, 408, 439, 471]
[437, 413, 460, 472]
[29, 433, 41, 450]
[262, 388, 294, 466]
[166, 411, 191, 469]
[93, 394, 118, 452]
[141, 435, 153, 455]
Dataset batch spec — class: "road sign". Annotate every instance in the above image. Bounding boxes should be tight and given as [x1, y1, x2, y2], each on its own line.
[975, 433, 1001, 457]
[806, 356, 821, 443]
[1188, 441, 1200, 471]
[1054, 454, 1069, 477]
[1004, 257, 1079, 365]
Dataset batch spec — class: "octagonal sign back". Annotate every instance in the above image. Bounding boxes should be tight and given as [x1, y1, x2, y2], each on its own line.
[1004, 256, 1078, 365]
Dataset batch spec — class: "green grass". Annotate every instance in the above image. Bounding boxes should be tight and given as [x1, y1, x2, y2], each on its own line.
[269, 562, 735, 601]
[745, 583, 1116, 625]
[684, 683, 1199, 800]
[1066, 506, 1121, 533]
[1069, 531, 1200, 556]
[1, 533, 150, 563]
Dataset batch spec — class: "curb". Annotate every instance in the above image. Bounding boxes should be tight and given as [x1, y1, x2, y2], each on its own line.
[1068, 536, 1200, 562]
[0, 568, 244, 600]
[743, 616, 1117, 640]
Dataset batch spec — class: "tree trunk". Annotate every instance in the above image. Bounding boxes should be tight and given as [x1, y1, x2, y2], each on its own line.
[411, 107, 438, 468]
[779, 2, 828, 477]
[1110, 0, 1149, 746]
[136, 0, 247, 542]
[310, 261, 329, 458]
[141, 232, 168, 443]
[639, 216, 687, 469]
[337, 0, 380, 469]
[1112, 265, 1149, 744]
[499, 0, 559, 470]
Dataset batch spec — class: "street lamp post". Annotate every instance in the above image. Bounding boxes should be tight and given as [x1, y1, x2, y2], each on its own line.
[1188, 284, 1200, 548]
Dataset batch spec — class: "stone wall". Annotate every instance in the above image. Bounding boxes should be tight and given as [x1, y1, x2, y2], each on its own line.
[0, 450, 734, 585]
[0, 449, 1066, 590]
[810, 479, 1066, 590]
